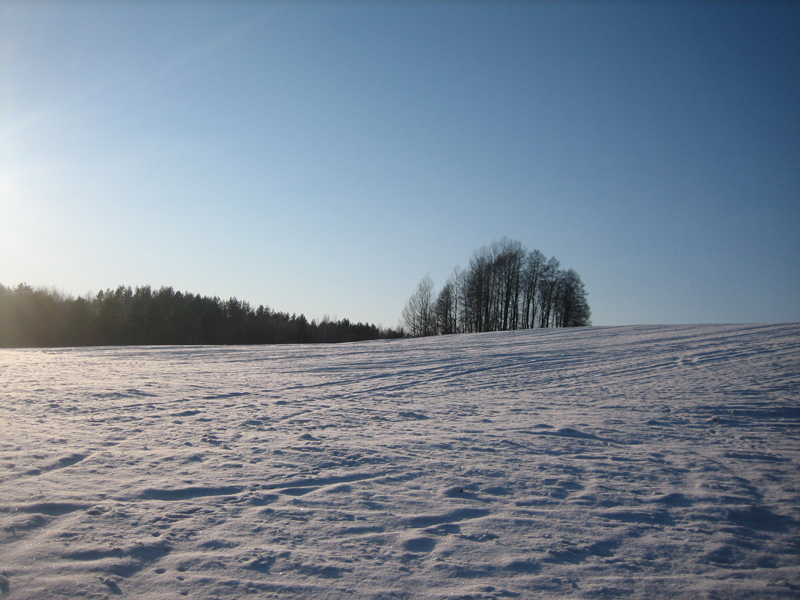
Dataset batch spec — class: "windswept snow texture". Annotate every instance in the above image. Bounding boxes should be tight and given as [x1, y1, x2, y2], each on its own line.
[1, 324, 799, 599]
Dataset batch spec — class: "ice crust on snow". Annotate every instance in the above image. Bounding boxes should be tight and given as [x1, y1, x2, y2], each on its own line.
[0, 324, 799, 599]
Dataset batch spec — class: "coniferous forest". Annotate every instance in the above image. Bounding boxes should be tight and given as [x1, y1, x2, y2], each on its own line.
[0, 283, 401, 348]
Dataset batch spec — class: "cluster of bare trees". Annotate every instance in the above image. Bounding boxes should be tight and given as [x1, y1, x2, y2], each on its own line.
[401, 239, 590, 337]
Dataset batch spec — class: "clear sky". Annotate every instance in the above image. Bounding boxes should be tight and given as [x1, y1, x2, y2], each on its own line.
[1, 1, 798, 328]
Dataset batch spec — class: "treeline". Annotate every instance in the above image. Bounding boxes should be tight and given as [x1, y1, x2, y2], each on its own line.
[0, 283, 402, 347]
[402, 238, 590, 337]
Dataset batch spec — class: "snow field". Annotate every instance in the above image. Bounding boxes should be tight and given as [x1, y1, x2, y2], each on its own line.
[1, 324, 799, 599]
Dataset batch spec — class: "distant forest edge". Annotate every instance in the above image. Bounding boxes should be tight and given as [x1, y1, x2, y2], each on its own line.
[402, 238, 590, 336]
[0, 283, 402, 347]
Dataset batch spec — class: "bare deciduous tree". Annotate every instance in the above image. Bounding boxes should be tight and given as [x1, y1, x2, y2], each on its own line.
[401, 274, 436, 337]
[521, 249, 545, 329]
[402, 240, 590, 336]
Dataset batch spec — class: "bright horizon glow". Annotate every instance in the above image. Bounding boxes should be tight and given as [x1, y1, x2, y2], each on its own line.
[1, 1, 798, 327]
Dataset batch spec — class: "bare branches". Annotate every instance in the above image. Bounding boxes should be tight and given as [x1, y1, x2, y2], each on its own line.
[401, 239, 590, 337]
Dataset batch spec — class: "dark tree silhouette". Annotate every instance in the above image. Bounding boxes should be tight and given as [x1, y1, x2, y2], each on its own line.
[0, 282, 401, 348]
[401, 274, 435, 337]
[401, 239, 590, 337]
[435, 280, 457, 335]
[521, 249, 545, 330]
[554, 269, 591, 327]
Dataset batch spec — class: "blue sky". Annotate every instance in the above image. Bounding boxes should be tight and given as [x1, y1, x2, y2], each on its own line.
[1, 1, 798, 328]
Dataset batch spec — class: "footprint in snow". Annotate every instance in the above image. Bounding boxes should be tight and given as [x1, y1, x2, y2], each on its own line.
[99, 577, 121, 594]
[402, 536, 437, 552]
[399, 411, 429, 420]
[442, 486, 482, 500]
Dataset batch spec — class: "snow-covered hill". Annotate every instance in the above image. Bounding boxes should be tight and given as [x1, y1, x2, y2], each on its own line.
[1, 324, 799, 599]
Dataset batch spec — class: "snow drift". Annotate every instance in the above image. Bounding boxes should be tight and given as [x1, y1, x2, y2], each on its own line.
[1, 324, 798, 599]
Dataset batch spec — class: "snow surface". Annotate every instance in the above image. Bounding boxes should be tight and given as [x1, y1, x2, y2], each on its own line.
[1, 324, 799, 599]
